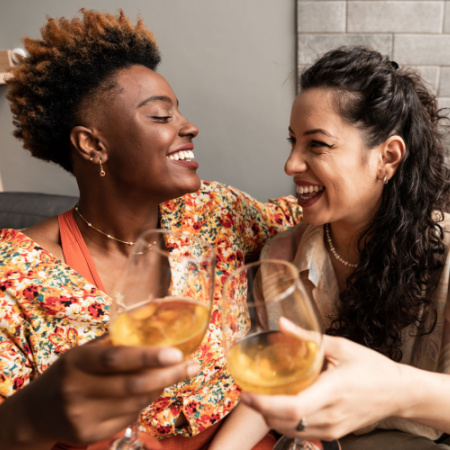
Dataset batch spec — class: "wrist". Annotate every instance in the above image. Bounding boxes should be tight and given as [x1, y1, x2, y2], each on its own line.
[392, 363, 428, 421]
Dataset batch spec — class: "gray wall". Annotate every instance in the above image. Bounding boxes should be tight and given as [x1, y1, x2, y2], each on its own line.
[0, 0, 297, 201]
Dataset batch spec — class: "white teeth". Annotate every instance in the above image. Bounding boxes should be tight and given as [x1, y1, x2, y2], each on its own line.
[167, 150, 195, 161]
[296, 185, 324, 195]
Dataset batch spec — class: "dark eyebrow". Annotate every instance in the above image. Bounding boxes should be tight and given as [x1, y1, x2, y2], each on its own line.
[137, 95, 177, 109]
[288, 127, 335, 139]
[304, 128, 335, 138]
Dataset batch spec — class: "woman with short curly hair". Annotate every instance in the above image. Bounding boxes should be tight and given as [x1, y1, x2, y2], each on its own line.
[0, 9, 302, 449]
[7, 9, 161, 173]
[244, 46, 450, 449]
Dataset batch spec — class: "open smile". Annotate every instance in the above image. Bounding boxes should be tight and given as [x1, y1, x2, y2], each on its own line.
[167, 149, 195, 161]
[167, 145, 199, 170]
[296, 184, 324, 201]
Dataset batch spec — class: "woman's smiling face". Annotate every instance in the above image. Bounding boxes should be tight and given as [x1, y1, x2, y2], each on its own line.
[91, 65, 200, 203]
[285, 88, 385, 228]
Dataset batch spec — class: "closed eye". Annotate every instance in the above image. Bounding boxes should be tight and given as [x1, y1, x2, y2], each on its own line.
[151, 116, 173, 122]
[311, 140, 334, 149]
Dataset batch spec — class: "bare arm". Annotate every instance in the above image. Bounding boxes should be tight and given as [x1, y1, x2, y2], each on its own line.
[0, 339, 199, 449]
[208, 402, 270, 450]
[241, 319, 450, 442]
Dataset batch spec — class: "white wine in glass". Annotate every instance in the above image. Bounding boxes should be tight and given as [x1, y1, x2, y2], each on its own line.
[109, 229, 215, 449]
[222, 259, 324, 450]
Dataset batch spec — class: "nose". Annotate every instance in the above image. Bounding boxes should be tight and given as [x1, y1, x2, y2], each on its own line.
[180, 116, 199, 138]
[284, 148, 308, 176]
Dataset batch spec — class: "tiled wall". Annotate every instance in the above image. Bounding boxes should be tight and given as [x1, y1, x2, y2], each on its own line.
[297, 1, 450, 110]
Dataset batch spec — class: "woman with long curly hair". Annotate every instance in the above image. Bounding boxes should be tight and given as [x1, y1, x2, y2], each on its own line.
[0, 9, 302, 449]
[241, 46, 450, 449]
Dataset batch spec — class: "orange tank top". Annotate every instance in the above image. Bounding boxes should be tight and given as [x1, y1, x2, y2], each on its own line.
[58, 210, 105, 292]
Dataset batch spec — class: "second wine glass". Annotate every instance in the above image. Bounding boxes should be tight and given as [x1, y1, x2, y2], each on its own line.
[108, 229, 215, 449]
[222, 259, 324, 450]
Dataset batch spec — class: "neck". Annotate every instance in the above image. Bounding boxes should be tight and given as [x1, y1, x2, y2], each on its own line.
[325, 222, 361, 266]
[75, 196, 160, 250]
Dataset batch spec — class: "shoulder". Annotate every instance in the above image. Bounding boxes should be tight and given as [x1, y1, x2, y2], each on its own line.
[22, 216, 63, 260]
[177, 181, 258, 212]
[262, 221, 311, 261]
[198, 180, 252, 202]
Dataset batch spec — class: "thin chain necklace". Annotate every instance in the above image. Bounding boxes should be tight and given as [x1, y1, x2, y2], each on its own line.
[74, 204, 138, 246]
[324, 223, 358, 269]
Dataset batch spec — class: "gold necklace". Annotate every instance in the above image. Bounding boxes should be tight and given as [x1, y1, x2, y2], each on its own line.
[74, 204, 142, 247]
[324, 223, 358, 269]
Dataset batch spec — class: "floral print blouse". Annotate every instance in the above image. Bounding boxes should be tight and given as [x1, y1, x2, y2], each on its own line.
[0, 181, 301, 439]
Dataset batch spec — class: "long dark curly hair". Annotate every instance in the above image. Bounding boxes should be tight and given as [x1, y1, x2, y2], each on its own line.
[300, 46, 450, 361]
[6, 9, 161, 173]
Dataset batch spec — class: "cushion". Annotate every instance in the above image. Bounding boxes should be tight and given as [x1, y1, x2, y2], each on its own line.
[0, 192, 77, 229]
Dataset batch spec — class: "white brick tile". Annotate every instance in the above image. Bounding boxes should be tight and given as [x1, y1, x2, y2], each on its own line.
[298, 2, 346, 33]
[439, 67, 450, 96]
[394, 35, 450, 65]
[298, 34, 392, 64]
[444, 1, 450, 33]
[348, 2, 443, 33]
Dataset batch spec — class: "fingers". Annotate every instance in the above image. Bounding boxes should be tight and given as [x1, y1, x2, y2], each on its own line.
[278, 318, 349, 362]
[38, 349, 200, 444]
[72, 361, 200, 399]
[240, 392, 343, 441]
[69, 343, 186, 374]
[240, 371, 336, 422]
[278, 317, 321, 344]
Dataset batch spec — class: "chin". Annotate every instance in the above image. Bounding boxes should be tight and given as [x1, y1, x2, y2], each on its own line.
[177, 177, 202, 197]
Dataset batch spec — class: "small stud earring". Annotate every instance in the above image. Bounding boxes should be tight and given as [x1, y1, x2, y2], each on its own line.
[384, 173, 388, 184]
[90, 156, 94, 162]
[99, 159, 106, 177]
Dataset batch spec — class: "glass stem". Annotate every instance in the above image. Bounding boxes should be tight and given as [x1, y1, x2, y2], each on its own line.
[112, 420, 142, 450]
[294, 438, 314, 450]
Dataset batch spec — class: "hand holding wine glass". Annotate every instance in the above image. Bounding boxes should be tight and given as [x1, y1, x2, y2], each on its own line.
[108, 229, 215, 449]
[222, 259, 324, 450]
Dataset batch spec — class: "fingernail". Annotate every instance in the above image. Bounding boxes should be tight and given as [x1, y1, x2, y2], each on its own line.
[158, 348, 183, 365]
[186, 363, 200, 378]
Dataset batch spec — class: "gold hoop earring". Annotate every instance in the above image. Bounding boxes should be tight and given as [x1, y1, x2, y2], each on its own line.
[384, 173, 388, 185]
[99, 159, 106, 177]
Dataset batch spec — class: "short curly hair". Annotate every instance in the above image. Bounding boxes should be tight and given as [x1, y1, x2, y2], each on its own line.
[6, 9, 161, 173]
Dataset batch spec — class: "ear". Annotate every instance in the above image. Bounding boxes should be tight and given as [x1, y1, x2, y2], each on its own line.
[70, 126, 108, 163]
[378, 135, 405, 183]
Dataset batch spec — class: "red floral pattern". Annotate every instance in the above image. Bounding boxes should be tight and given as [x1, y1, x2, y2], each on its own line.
[0, 181, 301, 438]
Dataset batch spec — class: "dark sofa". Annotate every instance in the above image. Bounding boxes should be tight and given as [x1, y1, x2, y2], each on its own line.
[0, 192, 77, 229]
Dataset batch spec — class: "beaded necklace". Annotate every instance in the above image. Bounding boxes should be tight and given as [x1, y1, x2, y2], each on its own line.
[324, 223, 358, 269]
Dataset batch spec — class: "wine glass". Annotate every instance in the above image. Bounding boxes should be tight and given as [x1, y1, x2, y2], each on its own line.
[108, 229, 215, 449]
[222, 259, 324, 450]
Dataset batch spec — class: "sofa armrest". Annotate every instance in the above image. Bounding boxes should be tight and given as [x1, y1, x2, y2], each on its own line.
[0, 192, 77, 229]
